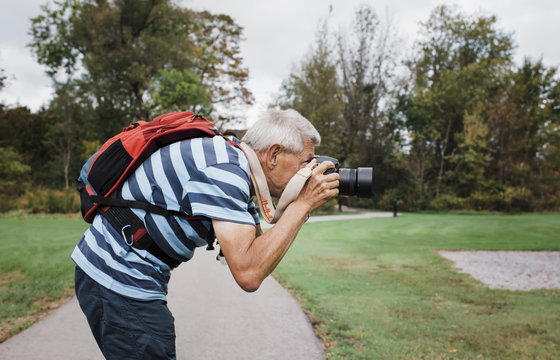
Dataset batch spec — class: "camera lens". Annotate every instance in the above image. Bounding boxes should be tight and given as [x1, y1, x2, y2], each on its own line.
[313, 155, 373, 197]
[356, 167, 373, 197]
[338, 167, 373, 197]
[338, 168, 356, 195]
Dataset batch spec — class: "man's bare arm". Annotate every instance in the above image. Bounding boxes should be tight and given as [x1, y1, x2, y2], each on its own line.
[212, 161, 338, 292]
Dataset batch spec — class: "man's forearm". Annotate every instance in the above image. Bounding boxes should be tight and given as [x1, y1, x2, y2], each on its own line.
[214, 160, 339, 292]
[253, 199, 311, 276]
[213, 199, 311, 292]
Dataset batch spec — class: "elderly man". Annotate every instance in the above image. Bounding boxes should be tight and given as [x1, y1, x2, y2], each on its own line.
[72, 109, 339, 359]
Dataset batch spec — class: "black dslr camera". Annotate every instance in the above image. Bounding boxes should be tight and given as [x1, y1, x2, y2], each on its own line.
[314, 156, 373, 197]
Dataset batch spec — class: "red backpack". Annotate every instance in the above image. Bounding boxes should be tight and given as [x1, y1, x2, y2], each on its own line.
[77, 111, 237, 266]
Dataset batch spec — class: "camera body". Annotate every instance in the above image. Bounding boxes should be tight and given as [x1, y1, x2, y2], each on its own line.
[313, 155, 373, 198]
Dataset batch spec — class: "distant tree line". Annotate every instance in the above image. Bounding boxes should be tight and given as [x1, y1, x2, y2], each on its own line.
[0, 0, 252, 211]
[277, 4, 560, 212]
[0, 2, 558, 213]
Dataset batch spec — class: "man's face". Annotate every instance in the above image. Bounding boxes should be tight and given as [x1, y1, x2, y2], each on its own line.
[267, 140, 315, 198]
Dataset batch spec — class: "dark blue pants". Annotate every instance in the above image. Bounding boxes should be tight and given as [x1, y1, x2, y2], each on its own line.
[74, 267, 176, 360]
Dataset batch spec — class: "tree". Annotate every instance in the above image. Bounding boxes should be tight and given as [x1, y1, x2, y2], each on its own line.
[0, 146, 31, 211]
[487, 59, 560, 209]
[189, 11, 254, 122]
[450, 104, 491, 196]
[277, 5, 402, 202]
[336, 4, 399, 167]
[276, 16, 344, 157]
[29, 0, 252, 138]
[0, 70, 31, 207]
[334, 5, 404, 201]
[150, 68, 211, 115]
[400, 4, 515, 198]
[394, 5, 560, 211]
[43, 82, 93, 188]
[0, 68, 53, 187]
[0, 69, 5, 90]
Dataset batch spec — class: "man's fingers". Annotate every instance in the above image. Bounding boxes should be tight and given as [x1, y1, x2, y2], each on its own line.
[313, 160, 337, 176]
[306, 158, 318, 169]
[327, 179, 340, 189]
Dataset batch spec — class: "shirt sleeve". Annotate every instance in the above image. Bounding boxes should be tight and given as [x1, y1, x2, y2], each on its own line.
[247, 197, 261, 226]
[184, 162, 256, 226]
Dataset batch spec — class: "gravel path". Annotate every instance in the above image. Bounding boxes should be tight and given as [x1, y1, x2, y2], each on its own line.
[438, 251, 560, 291]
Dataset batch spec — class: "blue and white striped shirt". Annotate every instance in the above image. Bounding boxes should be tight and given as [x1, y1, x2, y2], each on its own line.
[72, 136, 259, 300]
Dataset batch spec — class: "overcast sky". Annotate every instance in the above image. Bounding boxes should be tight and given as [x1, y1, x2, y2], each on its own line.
[1, 0, 559, 126]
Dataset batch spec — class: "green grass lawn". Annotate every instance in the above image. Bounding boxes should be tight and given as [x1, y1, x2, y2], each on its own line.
[274, 213, 560, 359]
[1, 212, 559, 358]
[0, 213, 88, 341]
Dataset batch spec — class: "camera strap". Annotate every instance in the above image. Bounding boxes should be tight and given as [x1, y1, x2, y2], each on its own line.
[239, 142, 312, 224]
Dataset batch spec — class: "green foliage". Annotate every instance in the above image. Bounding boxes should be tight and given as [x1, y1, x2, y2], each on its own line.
[450, 105, 491, 196]
[403, 5, 516, 197]
[277, 5, 403, 207]
[337, 5, 400, 170]
[190, 11, 254, 122]
[392, 5, 560, 211]
[273, 3, 560, 211]
[277, 17, 344, 158]
[17, 0, 256, 193]
[4, 2, 557, 212]
[28, 0, 82, 77]
[377, 188, 412, 211]
[487, 60, 560, 208]
[28, 0, 253, 136]
[501, 186, 534, 212]
[0, 147, 31, 195]
[21, 188, 80, 214]
[429, 194, 466, 210]
[0, 147, 31, 212]
[80, 140, 101, 162]
[151, 68, 212, 114]
[43, 82, 93, 189]
[463, 191, 502, 211]
[0, 105, 52, 183]
[311, 198, 338, 215]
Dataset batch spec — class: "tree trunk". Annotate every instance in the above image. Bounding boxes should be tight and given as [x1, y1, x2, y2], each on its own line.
[64, 144, 71, 190]
[436, 119, 453, 196]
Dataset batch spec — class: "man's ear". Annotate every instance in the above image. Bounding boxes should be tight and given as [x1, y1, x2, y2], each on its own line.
[262, 144, 283, 169]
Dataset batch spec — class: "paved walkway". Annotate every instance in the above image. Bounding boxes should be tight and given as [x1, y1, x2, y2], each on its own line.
[0, 211, 393, 359]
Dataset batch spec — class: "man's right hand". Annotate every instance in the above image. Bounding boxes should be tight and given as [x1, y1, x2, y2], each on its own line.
[295, 159, 340, 213]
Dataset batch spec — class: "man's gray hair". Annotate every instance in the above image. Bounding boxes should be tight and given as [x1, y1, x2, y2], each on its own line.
[242, 109, 321, 153]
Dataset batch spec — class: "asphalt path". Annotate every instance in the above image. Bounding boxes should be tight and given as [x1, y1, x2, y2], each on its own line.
[0, 211, 393, 359]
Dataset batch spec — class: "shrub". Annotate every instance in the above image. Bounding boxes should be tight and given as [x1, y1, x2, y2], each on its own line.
[0, 147, 31, 212]
[346, 196, 377, 210]
[311, 198, 338, 215]
[428, 194, 465, 211]
[22, 188, 80, 214]
[467, 191, 499, 211]
[467, 187, 534, 212]
[378, 190, 397, 211]
[503, 186, 533, 212]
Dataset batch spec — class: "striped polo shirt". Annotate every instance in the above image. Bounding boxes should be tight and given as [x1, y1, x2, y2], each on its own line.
[71, 136, 259, 300]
